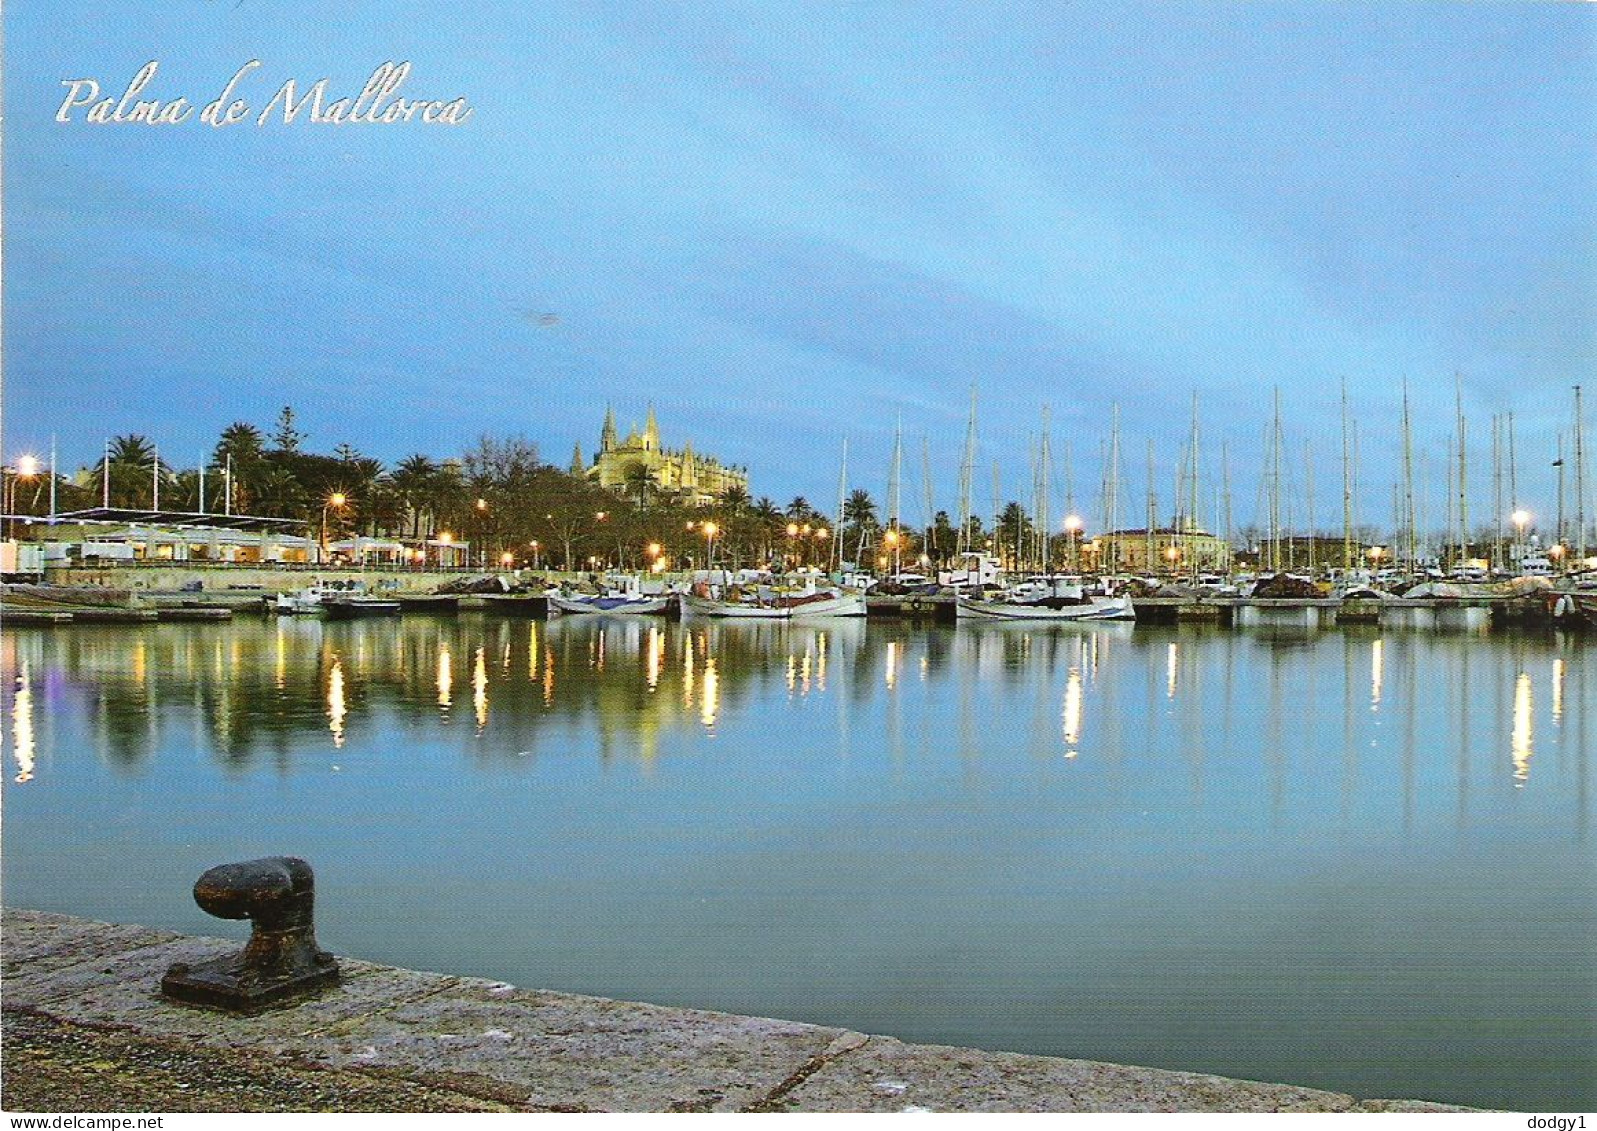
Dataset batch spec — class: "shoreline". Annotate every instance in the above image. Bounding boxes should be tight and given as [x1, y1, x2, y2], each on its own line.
[2, 909, 1478, 1114]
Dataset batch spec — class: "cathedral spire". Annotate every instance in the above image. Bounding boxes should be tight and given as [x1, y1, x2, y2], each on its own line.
[569, 442, 586, 476]
[644, 403, 660, 452]
[601, 405, 617, 453]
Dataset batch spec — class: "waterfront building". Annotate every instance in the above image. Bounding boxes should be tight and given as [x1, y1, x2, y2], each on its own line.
[1090, 526, 1230, 574]
[19, 509, 314, 565]
[579, 406, 748, 507]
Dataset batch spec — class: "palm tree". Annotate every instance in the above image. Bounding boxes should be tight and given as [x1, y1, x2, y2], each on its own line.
[108, 434, 155, 467]
[622, 463, 653, 509]
[750, 497, 782, 565]
[843, 488, 879, 563]
[391, 454, 439, 538]
[786, 496, 813, 520]
[720, 484, 751, 512]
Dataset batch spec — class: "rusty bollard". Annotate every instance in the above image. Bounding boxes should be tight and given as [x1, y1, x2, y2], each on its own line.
[160, 856, 339, 1013]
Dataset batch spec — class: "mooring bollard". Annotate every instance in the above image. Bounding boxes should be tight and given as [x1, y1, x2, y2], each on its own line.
[160, 856, 339, 1013]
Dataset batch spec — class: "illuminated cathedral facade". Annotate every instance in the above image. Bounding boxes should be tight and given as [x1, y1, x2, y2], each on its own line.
[570, 406, 749, 507]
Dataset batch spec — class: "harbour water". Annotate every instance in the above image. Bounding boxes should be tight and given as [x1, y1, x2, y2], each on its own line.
[3, 615, 1592, 1111]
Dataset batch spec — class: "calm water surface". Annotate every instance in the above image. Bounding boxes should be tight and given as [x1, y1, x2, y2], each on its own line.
[3, 614, 1592, 1110]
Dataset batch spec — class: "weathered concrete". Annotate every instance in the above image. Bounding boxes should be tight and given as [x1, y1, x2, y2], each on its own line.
[1, 910, 1480, 1114]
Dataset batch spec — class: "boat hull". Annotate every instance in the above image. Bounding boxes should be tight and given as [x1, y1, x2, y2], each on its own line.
[956, 594, 1135, 621]
[321, 599, 402, 619]
[681, 591, 866, 619]
[547, 593, 670, 615]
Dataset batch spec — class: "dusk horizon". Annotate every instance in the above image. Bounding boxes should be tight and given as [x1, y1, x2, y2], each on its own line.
[6, 2, 1594, 535]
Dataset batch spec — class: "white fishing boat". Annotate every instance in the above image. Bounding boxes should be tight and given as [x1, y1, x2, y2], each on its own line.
[271, 579, 398, 617]
[547, 575, 670, 616]
[955, 592, 1135, 621]
[681, 582, 866, 619]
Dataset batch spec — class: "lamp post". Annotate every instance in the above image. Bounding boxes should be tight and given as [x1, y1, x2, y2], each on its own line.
[437, 530, 454, 570]
[320, 492, 347, 565]
[884, 528, 900, 578]
[529, 540, 540, 570]
[1511, 509, 1530, 573]
[702, 521, 718, 570]
[5, 456, 39, 540]
[1064, 514, 1083, 572]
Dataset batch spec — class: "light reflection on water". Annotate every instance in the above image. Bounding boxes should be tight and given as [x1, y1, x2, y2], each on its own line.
[1, 616, 1592, 1110]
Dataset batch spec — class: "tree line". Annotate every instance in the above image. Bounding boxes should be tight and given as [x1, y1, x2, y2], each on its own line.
[27, 408, 1031, 572]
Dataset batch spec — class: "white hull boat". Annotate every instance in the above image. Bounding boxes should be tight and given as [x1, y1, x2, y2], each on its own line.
[547, 592, 670, 615]
[956, 594, 1135, 621]
[681, 589, 866, 619]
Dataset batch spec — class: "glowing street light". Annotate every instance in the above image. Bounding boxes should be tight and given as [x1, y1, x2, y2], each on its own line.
[702, 521, 718, 568]
[320, 491, 348, 563]
[1511, 508, 1531, 572]
[1064, 514, 1083, 569]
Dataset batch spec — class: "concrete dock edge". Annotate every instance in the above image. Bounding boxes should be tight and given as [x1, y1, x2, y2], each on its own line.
[1, 910, 1478, 1114]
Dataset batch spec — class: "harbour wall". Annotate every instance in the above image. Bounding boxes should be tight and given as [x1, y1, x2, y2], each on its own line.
[1, 909, 1474, 1114]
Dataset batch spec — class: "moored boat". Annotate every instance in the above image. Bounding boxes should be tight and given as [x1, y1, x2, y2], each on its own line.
[955, 592, 1135, 621]
[681, 584, 866, 619]
[546, 573, 671, 616]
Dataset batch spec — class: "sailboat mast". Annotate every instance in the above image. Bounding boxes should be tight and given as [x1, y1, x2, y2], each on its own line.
[1491, 413, 1503, 572]
[1402, 382, 1416, 571]
[958, 386, 976, 554]
[1038, 406, 1053, 571]
[1270, 387, 1283, 573]
[1188, 392, 1200, 535]
[921, 436, 935, 567]
[1304, 439, 1316, 578]
[1107, 404, 1122, 547]
[1146, 440, 1157, 574]
[834, 437, 848, 573]
[1222, 440, 1233, 574]
[1341, 379, 1352, 572]
[1574, 385, 1587, 561]
[1455, 373, 1469, 565]
[888, 414, 902, 547]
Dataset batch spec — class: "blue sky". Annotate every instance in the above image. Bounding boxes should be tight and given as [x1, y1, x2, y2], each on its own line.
[5, 1, 1593, 536]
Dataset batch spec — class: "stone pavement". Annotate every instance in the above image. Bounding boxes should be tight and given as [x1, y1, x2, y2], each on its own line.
[0, 910, 1471, 1114]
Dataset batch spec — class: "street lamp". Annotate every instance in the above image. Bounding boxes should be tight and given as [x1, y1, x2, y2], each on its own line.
[529, 540, 540, 570]
[1550, 543, 1565, 573]
[320, 492, 347, 564]
[1064, 514, 1083, 571]
[1511, 509, 1531, 572]
[884, 528, 900, 578]
[5, 456, 40, 539]
[702, 521, 718, 569]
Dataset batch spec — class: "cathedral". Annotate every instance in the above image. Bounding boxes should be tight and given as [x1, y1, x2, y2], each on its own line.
[571, 406, 749, 507]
